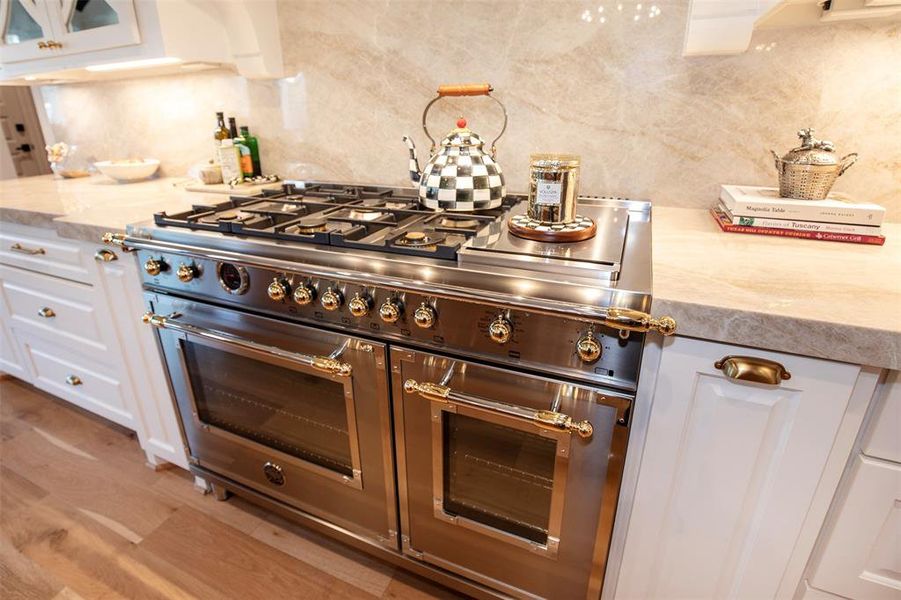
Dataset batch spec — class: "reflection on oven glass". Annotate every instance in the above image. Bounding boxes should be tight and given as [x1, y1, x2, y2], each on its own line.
[183, 341, 353, 476]
[443, 413, 556, 543]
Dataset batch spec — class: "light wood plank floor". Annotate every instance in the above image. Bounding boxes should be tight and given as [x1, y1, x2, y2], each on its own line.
[0, 377, 466, 600]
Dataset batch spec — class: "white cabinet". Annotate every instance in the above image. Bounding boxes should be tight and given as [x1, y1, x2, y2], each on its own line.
[615, 336, 876, 600]
[0, 221, 186, 468]
[0, 0, 283, 81]
[0, 0, 139, 64]
[803, 371, 901, 600]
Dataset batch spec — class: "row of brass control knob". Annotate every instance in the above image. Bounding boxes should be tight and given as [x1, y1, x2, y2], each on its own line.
[268, 279, 436, 329]
[145, 258, 197, 283]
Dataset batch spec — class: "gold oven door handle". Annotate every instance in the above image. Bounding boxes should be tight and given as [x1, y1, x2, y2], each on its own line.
[714, 355, 791, 385]
[602, 307, 676, 336]
[403, 378, 593, 439]
[142, 311, 353, 377]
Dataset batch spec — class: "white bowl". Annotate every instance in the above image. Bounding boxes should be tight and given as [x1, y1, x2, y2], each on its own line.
[95, 158, 160, 182]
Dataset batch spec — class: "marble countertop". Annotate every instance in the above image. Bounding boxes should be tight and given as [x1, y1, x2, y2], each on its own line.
[652, 207, 900, 369]
[1, 175, 898, 369]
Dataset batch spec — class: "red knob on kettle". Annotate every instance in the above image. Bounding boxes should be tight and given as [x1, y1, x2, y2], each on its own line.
[456, 117, 467, 129]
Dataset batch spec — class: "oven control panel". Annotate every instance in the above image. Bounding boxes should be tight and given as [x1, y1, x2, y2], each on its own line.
[138, 250, 643, 389]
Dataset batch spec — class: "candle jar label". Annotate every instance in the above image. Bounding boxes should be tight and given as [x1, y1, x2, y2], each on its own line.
[536, 182, 563, 205]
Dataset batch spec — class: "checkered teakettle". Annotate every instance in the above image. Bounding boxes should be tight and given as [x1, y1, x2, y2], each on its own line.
[403, 83, 507, 211]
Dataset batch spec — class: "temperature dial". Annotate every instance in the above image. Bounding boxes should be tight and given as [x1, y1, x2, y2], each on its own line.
[267, 278, 289, 302]
[348, 293, 372, 317]
[413, 303, 436, 329]
[576, 332, 602, 363]
[144, 258, 165, 276]
[488, 316, 513, 344]
[379, 299, 402, 323]
[321, 288, 343, 311]
[176, 263, 197, 283]
[293, 283, 315, 305]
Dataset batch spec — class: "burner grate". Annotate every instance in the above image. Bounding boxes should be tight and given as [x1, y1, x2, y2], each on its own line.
[153, 182, 526, 259]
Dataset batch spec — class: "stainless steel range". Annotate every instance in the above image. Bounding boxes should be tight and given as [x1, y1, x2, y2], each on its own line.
[103, 180, 674, 600]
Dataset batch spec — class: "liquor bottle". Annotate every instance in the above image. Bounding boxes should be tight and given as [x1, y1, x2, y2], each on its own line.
[213, 112, 229, 152]
[234, 128, 254, 178]
[228, 117, 239, 140]
[239, 125, 262, 176]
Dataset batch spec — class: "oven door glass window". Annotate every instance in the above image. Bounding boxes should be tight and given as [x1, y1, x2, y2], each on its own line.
[433, 402, 570, 556]
[443, 412, 557, 544]
[182, 339, 354, 478]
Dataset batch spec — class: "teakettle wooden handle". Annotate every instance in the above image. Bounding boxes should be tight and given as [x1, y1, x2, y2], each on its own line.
[437, 83, 493, 97]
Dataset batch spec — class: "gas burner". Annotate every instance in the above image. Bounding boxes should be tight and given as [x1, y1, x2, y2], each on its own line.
[395, 230, 446, 248]
[288, 220, 329, 234]
[436, 216, 480, 229]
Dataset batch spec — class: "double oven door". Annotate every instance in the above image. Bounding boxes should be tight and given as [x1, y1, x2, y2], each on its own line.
[391, 347, 631, 600]
[149, 293, 397, 547]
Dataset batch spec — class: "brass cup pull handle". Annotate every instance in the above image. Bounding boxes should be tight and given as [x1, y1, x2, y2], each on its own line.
[37, 307, 56, 318]
[603, 307, 677, 336]
[403, 378, 593, 439]
[9, 242, 46, 255]
[94, 249, 118, 262]
[141, 311, 353, 378]
[715, 355, 791, 385]
[65, 375, 82, 386]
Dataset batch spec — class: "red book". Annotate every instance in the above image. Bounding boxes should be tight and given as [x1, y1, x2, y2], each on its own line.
[710, 208, 885, 246]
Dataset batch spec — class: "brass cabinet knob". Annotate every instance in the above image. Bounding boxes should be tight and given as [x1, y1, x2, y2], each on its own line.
[37, 307, 56, 318]
[379, 299, 402, 323]
[576, 333, 602, 363]
[94, 249, 117, 262]
[320, 288, 343, 311]
[413, 303, 436, 329]
[292, 283, 315, 305]
[65, 375, 82, 386]
[144, 258, 164, 276]
[487, 316, 513, 344]
[715, 355, 791, 385]
[176, 263, 196, 283]
[267, 278, 288, 302]
[348, 292, 371, 317]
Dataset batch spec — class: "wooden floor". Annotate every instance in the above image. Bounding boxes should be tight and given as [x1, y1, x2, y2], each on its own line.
[0, 377, 465, 600]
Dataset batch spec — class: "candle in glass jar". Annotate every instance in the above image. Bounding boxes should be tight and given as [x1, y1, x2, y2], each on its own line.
[527, 154, 581, 224]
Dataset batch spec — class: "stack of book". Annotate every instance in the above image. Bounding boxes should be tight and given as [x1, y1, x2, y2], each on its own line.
[712, 185, 886, 246]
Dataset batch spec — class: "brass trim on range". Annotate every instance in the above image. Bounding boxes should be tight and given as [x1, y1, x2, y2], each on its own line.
[602, 307, 677, 336]
[9, 242, 45, 255]
[101, 232, 135, 252]
[142, 311, 353, 377]
[404, 378, 593, 439]
[715, 355, 791, 385]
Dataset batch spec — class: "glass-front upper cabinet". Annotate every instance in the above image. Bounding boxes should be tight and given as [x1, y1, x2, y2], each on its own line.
[0, 0, 140, 64]
[0, 0, 55, 62]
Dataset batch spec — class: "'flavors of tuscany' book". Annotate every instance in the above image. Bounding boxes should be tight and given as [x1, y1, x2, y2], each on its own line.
[715, 203, 883, 236]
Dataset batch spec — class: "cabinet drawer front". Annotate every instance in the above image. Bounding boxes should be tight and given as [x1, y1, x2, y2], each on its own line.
[808, 455, 901, 600]
[0, 228, 90, 282]
[19, 333, 133, 429]
[864, 371, 901, 464]
[0, 265, 108, 352]
[617, 337, 861, 600]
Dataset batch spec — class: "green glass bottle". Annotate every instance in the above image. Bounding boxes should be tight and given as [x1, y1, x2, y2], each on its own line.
[239, 125, 262, 176]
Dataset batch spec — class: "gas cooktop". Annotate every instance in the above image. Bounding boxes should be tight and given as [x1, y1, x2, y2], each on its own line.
[154, 182, 523, 261]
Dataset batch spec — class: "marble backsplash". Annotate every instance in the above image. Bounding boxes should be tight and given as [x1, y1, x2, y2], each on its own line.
[37, 1, 901, 219]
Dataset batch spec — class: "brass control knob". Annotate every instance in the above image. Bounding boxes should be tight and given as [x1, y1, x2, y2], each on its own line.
[293, 283, 315, 305]
[348, 293, 371, 317]
[488, 316, 513, 345]
[267, 278, 289, 302]
[413, 303, 436, 329]
[379, 299, 402, 324]
[144, 258, 164, 276]
[321, 288, 343, 311]
[176, 263, 196, 283]
[576, 333, 602, 363]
